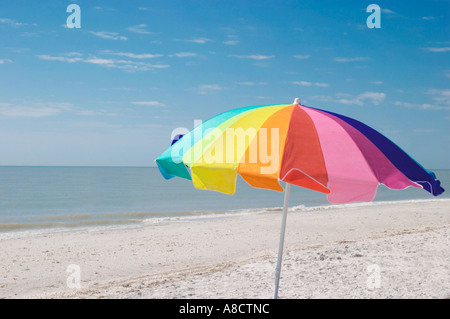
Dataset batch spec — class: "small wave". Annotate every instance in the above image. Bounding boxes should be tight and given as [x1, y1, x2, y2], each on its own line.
[1, 198, 447, 239]
[290, 198, 450, 212]
[0, 219, 141, 233]
[31, 213, 93, 222]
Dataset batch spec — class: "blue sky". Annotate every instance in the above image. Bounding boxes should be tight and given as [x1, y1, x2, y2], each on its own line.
[0, 0, 449, 168]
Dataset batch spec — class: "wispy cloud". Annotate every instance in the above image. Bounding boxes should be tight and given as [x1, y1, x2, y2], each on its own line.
[381, 9, 395, 14]
[423, 47, 450, 52]
[197, 84, 223, 95]
[75, 109, 116, 117]
[83, 58, 115, 65]
[236, 82, 268, 86]
[89, 31, 128, 41]
[334, 57, 370, 62]
[93, 6, 117, 12]
[84, 58, 169, 71]
[0, 102, 72, 118]
[223, 40, 240, 45]
[369, 81, 383, 85]
[309, 92, 386, 106]
[127, 24, 153, 34]
[394, 101, 449, 110]
[37, 53, 169, 72]
[131, 101, 166, 107]
[69, 121, 121, 128]
[169, 52, 198, 58]
[229, 54, 275, 60]
[335, 92, 385, 105]
[102, 51, 163, 59]
[413, 128, 440, 133]
[222, 34, 239, 45]
[421, 16, 436, 21]
[177, 38, 211, 44]
[0, 18, 26, 27]
[293, 55, 311, 59]
[0, 59, 13, 64]
[291, 81, 329, 87]
[37, 54, 83, 63]
[427, 88, 450, 106]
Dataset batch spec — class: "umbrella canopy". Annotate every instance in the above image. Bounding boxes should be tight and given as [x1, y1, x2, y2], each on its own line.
[156, 101, 444, 203]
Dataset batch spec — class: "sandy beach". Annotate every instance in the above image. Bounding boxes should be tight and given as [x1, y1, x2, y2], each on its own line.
[0, 199, 448, 299]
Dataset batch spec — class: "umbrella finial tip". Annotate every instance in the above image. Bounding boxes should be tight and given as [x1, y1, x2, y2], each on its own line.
[293, 98, 301, 105]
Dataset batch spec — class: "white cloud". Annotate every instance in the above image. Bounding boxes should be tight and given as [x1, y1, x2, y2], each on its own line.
[229, 54, 275, 60]
[222, 34, 239, 45]
[93, 6, 117, 12]
[421, 16, 436, 20]
[84, 58, 115, 65]
[64, 52, 83, 57]
[413, 128, 440, 133]
[84, 58, 169, 71]
[177, 38, 211, 44]
[337, 92, 386, 105]
[0, 18, 25, 27]
[310, 92, 385, 105]
[70, 121, 121, 128]
[292, 81, 312, 87]
[223, 40, 239, 45]
[89, 31, 128, 40]
[293, 55, 311, 59]
[197, 84, 223, 95]
[0, 102, 72, 118]
[169, 52, 198, 58]
[127, 24, 153, 34]
[394, 101, 449, 110]
[37, 53, 169, 72]
[0, 59, 13, 64]
[131, 101, 166, 107]
[37, 54, 83, 63]
[427, 89, 450, 106]
[334, 57, 370, 62]
[381, 9, 395, 14]
[236, 82, 268, 86]
[370, 81, 383, 85]
[75, 110, 116, 117]
[103, 51, 163, 59]
[423, 47, 450, 52]
[291, 81, 329, 87]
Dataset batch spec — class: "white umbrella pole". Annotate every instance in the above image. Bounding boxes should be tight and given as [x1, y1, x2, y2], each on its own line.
[274, 182, 291, 299]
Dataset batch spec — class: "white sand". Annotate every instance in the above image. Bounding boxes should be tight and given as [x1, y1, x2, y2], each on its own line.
[0, 199, 448, 299]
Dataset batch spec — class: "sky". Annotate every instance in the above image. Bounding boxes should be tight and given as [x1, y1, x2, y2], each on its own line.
[0, 0, 449, 168]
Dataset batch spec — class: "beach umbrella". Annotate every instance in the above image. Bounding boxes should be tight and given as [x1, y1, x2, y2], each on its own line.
[155, 98, 444, 298]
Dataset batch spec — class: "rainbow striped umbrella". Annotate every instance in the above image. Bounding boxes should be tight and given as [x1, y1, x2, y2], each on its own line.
[156, 99, 444, 298]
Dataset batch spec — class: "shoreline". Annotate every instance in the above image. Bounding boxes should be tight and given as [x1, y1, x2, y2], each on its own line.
[0, 198, 448, 240]
[0, 199, 448, 298]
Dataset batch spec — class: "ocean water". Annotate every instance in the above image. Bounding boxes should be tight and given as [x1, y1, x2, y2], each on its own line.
[0, 166, 448, 238]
